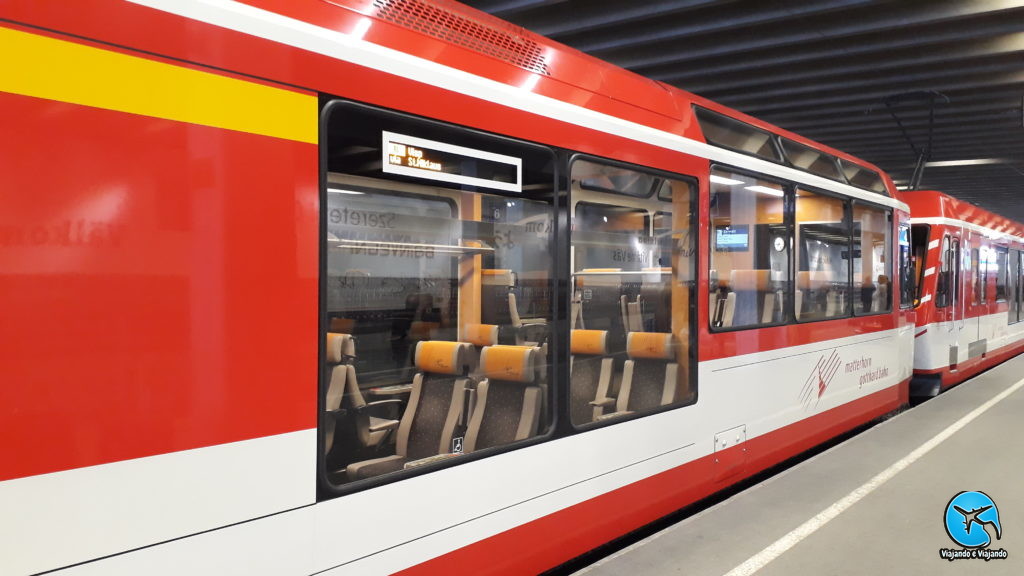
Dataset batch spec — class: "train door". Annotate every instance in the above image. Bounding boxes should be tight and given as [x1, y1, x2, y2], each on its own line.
[948, 234, 964, 369]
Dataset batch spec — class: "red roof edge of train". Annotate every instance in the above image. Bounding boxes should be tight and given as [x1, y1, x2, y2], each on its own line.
[903, 189, 1024, 238]
[280, 0, 893, 186]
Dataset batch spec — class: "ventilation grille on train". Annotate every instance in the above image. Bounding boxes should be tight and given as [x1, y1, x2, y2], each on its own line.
[372, 0, 550, 75]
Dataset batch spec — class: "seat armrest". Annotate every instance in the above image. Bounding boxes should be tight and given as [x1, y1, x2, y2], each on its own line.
[589, 397, 616, 408]
[368, 418, 400, 433]
[356, 398, 403, 421]
[402, 453, 461, 470]
[367, 384, 413, 396]
[357, 398, 403, 412]
[596, 410, 632, 422]
[517, 322, 549, 346]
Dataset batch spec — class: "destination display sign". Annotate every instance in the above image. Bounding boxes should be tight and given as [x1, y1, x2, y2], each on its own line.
[382, 131, 522, 192]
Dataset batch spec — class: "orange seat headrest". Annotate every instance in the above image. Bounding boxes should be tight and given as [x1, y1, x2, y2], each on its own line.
[571, 329, 608, 355]
[626, 332, 674, 360]
[480, 345, 537, 383]
[414, 341, 469, 376]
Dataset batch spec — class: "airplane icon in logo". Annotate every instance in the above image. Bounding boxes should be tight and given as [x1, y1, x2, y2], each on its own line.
[953, 505, 1002, 539]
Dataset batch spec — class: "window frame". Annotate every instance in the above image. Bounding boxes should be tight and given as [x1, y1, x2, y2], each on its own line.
[318, 98, 563, 498]
[792, 185, 855, 324]
[837, 158, 889, 196]
[850, 199, 893, 317]
[778, 137, 846, 183]
[567, 153, 700, 431]
[694, 107, 785, 164]
[707, 164, 794, 332]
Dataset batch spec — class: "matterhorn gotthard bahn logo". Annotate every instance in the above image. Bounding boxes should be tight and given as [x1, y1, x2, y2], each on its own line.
[940, 491, 1008, 561]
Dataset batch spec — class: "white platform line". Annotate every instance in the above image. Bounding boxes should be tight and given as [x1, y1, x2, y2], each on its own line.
[722, 375, 1024, 576]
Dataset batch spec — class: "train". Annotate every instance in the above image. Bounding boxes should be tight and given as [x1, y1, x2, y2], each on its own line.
[1, 1, 1021, 575]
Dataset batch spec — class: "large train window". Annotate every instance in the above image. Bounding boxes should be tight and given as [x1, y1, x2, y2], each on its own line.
[709, 169, 789, 329]
[794, 188, 849, 321]
[320, 101, 555, 490]
[852, 203, 892, 315]
[569, 158, 696, 427]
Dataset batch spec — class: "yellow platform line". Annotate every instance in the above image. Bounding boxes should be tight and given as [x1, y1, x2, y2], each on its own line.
[0, 25, 316, 144]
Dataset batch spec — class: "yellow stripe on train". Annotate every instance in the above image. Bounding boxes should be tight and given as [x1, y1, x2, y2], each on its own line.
[0, 26, 316, 144]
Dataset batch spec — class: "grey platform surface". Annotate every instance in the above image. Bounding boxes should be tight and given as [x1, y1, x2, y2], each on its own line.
[574, 355, 1024, 576]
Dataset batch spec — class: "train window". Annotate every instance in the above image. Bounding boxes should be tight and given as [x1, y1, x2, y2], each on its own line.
[972, 247, 984, 305]
[838, 159, 887, 195]
[898, 223, 914, 309]
[994, 246, 1008, 302]
[910, 225, 930, 306]
[569, 158, 696, 426]
[952, 238, 962, 304]
[852, 204, 892, 315]
[320, 101, 555, 490]
[695, 107, 783, 163]
[936, 236, 952, 308]
[795, 188, 850, 321]
[1012, 251, 1022, 323]
[779, 138, 844, 182]
[710, 169, 789, 329]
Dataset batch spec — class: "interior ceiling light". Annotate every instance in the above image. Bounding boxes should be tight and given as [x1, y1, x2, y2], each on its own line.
[710, 175, 744, 186]
[745, 185, 784, 197]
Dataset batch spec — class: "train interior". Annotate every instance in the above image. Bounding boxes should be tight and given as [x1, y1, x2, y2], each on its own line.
[320, 103, 696, 486]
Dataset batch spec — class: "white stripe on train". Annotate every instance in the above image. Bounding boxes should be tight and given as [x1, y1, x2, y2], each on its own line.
[126, 0, 910, 212]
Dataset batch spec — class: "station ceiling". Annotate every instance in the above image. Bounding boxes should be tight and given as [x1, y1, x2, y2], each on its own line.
[462, 0, 1024, 221]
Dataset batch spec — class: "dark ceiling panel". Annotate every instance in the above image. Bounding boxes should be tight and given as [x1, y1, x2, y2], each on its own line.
[463, 0, 1024, 221]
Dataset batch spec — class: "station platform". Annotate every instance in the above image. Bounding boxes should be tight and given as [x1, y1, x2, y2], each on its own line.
[572, 354, 1024, 576]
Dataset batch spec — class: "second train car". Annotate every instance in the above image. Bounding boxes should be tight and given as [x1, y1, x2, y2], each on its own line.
[907, 189, 1024, 395]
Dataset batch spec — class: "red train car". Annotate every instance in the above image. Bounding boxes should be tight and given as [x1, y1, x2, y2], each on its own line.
[906, 190, 1024, 395]
[1, 1, 913, 574]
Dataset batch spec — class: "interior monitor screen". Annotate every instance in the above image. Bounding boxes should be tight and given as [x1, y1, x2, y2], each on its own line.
[716, 225, 749, 252]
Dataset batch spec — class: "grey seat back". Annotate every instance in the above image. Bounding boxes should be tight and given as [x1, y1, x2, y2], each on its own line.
[465, 345, 542, 452]
[619, 332, 677, 413]
[569, 329, 613, 425]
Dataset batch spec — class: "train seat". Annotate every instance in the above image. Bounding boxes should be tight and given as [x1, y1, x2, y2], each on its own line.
[464, 345, 543, 452]
[324, 332, 355, 455]
[460, 322, 499, 377]
[569, 329, 615, 424]
[796, 270, 831, 320]
[730, 269, 776, 326]
[576, 268, 628, 351]
[603, 332, 677, 418]
[346, 340, 472, 481]
[326, 333, 402, 456]
[873, 275, 890, 312]
[481, 269, 519, 341]
[639, 267, 672, 332]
